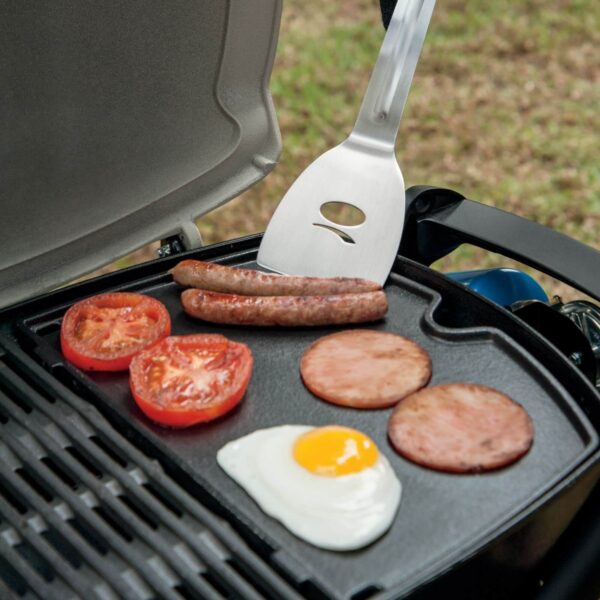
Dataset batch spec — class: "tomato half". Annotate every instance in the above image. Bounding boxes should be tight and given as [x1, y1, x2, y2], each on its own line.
[61, 293, 171, 371]
[129, 334, 253, 428]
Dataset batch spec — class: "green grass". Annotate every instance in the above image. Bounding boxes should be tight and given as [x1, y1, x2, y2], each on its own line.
[118, 0, 599, 299]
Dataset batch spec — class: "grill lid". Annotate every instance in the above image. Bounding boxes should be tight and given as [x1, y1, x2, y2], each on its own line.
[0, 0, 282, 309]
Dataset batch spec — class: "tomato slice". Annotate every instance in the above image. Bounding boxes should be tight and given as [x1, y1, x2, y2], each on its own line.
[129, 334, 253, 428]
[61, 293, 171, 371]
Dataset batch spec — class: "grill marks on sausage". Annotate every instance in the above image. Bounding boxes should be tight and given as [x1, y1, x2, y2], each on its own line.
[300, 330, 431, 408]
[181, 290, 388, 327]
[171, 259, 381, 296]
[388, 383, 534, 473]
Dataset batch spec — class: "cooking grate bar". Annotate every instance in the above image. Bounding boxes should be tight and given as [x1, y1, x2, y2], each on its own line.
[0, 497, 95, 600]
[0, 339, 302, 600]
[0, 387, 239, 600]
[0, 570, 41, 600]
[0, 387, 232, 600]
[0, 437, 146, 600]
[0, 463, 160, 600]
[0, 522, 79, 600]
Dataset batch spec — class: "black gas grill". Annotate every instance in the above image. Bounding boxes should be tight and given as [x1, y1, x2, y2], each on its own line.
[1, 1, 599, 599]
[1, 216, 600, 599]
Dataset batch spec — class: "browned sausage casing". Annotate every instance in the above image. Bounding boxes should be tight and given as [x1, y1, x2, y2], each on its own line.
[181, 289, 388, 327]
[171, 260, 381, 296]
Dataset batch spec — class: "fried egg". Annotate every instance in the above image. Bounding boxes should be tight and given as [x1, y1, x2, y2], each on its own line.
[217, 425, 401, 551]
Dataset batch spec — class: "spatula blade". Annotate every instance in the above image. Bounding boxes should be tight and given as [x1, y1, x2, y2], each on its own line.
[257, 141, 405, 285]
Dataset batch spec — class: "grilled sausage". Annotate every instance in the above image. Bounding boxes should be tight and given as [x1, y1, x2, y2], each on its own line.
[171, 259, 381, 296]
[388, 383, 534, 473]
[181, 289, 388, 327]
[300, 330, 431, 408]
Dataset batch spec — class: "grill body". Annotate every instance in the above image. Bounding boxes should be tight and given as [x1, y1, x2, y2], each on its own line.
[1, 231, 599, 599]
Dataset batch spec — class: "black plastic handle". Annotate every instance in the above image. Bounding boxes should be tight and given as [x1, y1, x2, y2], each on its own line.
[400, 186, 600, 302]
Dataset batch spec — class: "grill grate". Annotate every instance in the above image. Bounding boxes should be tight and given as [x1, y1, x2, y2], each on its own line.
[0, 339, 301, 600]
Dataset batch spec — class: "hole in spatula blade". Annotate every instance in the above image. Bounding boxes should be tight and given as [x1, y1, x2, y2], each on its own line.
[312, 223, 356, 244]
[320, 202, 366, 226]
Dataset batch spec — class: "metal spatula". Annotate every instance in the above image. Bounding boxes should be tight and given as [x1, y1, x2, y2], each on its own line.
[257, 0, 436, 285]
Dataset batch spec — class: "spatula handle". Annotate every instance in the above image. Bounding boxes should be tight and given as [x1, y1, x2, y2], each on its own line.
[349, 0, 435, 152]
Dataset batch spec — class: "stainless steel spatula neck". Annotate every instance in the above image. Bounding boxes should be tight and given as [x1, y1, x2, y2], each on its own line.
[351, 0, 436, 152]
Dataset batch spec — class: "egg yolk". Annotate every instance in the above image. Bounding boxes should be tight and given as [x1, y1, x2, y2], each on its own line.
[292, 426, 378, 476]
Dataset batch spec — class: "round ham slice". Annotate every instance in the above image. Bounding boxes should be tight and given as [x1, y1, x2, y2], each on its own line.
[300, 330, 431, 409]
[388, 383, 534, 473]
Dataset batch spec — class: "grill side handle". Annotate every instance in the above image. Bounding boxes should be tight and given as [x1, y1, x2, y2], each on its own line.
[400, 186, 600, 302]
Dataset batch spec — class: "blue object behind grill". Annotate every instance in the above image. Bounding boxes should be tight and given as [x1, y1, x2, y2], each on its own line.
[447, 268, 548, 306]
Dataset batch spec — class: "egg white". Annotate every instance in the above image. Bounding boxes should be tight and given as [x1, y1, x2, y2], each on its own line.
[216, 425, 401, 551]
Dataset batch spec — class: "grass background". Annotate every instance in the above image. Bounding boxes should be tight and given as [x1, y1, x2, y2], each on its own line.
[120, 0, 599, 300]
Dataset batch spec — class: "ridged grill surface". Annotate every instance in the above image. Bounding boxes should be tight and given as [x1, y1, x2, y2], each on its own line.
[0, 339, 300, 600]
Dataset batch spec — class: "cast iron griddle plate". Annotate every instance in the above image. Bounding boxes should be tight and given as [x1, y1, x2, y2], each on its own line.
[24, 257, 598, 599]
